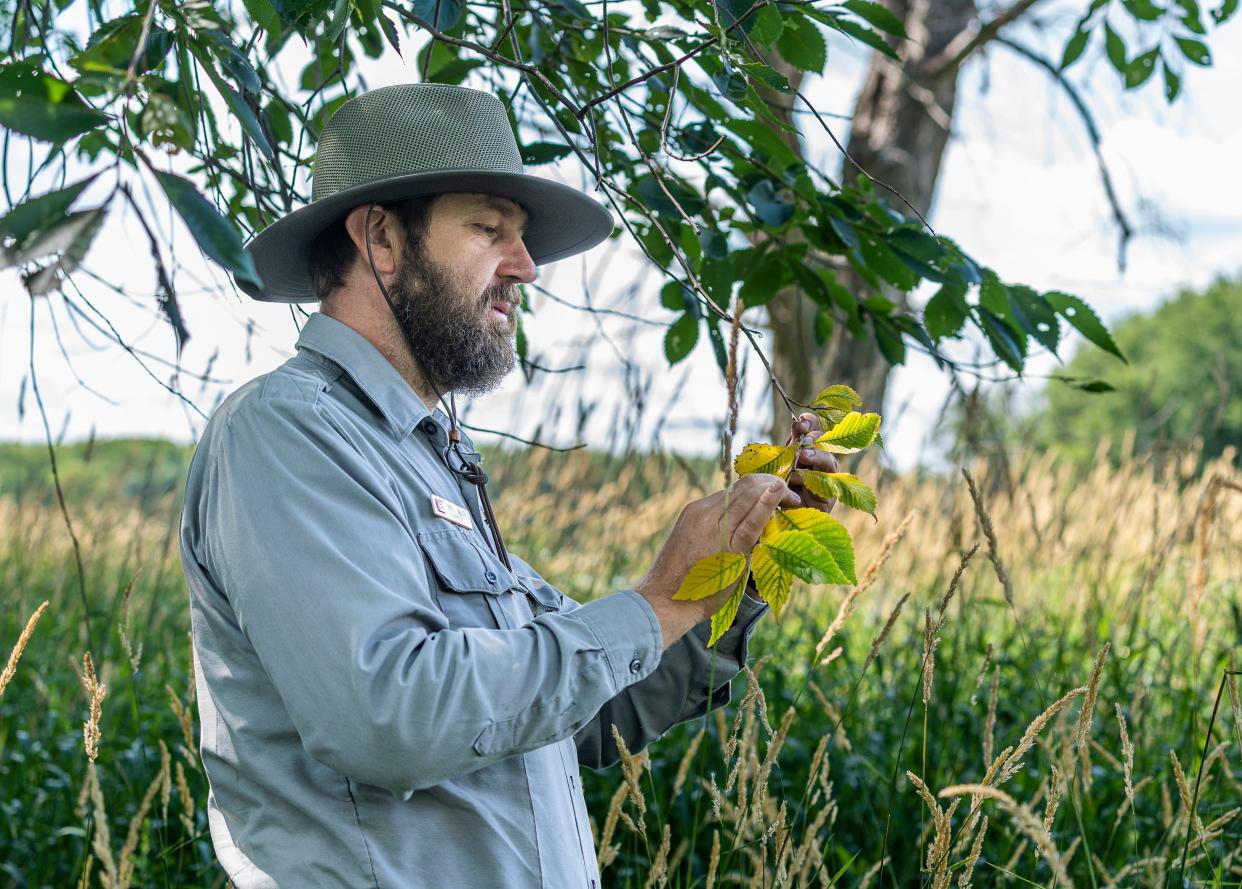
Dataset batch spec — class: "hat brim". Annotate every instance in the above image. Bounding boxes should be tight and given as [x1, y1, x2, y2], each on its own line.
[239, 170, 615, 302]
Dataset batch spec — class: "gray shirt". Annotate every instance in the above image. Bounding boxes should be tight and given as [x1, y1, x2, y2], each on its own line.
[178, 312, 767, 888]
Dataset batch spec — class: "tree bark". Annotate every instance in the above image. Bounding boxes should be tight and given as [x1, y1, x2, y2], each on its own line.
[761, 0, 980, 441]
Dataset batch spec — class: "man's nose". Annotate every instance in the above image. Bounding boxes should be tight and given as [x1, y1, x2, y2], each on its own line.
[497, 236, 538, 285]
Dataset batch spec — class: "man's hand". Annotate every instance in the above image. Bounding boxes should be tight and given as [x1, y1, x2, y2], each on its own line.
[635, 474, 799, 649]
[785, 411, 840, 514]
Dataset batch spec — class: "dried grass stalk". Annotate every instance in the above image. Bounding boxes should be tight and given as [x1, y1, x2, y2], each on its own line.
[705, 829, 721, 889]
[641, 822, 671, 889]
[863, 592, 911, 674]
[1169, 748, 1205, 837]
[0, 600, 49, 699]
[671, 728, 704, 798]
[983, 666, 1000, 769]
[86, 762, 118, 886]
[938, 783, 1073, 888]
[961, 469, 1015, 607]
[1036, 765, 1063, 860]
[1115, 704, 1135, 804]
[79, 652, 108, 762]
[998, 687, 1087, 785]
[957, 816, 988, 889]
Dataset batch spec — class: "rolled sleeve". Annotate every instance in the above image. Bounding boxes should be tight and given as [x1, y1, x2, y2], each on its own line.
[199, 392, 667, 797]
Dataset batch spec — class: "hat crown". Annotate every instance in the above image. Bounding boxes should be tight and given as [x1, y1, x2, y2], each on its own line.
[310, 84, 525, 202]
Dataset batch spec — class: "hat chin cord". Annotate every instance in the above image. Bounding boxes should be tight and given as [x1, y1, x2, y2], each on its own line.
[364, 205, 513, 570]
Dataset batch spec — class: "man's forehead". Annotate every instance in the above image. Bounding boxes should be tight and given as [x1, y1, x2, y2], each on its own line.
[464, 193, 528, 228]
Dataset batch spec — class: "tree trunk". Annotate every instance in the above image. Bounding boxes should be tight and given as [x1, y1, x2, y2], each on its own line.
[762, 0, 979, 441]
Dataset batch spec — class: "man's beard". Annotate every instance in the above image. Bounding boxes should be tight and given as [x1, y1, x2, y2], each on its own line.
[388, 235, 519, 397]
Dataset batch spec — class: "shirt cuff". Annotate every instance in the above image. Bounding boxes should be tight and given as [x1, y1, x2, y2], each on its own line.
[571, 589, 663, 690]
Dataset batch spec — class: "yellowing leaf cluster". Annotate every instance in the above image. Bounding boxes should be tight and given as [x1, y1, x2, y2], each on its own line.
[683, 383, 884, 644]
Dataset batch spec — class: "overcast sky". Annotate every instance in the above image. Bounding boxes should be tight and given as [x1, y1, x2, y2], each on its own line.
[1, 5, 1238, 472]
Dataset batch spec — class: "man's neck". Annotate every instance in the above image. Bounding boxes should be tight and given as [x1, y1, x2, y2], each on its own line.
[320, 297, 440, 411]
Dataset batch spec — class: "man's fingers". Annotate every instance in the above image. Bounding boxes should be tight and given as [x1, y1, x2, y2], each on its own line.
[794, 447, 840, 473]
[729, 476, 790, 549]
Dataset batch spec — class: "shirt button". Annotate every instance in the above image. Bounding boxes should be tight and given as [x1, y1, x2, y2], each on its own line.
[419, 419, 437, 435]
[484, 570, 498, 583]
[629, 657, 643, 674]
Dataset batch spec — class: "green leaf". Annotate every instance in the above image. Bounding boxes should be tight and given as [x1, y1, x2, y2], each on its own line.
[747, 180, 796, 227]
[842, 0, 908, 37]
[1124, 48, 1160, 87]
[0, 64, 110, 143]
[923, 283, 969, 341]
[633, 173, 705, 220]
[1213, 0, 1239, 23]
[520, 141, 573, 166]
[812, 384, 862, 412]
[1173, 36, 1211, 65]
[153, 170, 262, 290]
[770, 508, 856, 583]
[672, 551, 748, 601]
[1052, 374, 1116, 392]
[191, 42, 274, 160]
[751, 545, 793, 619]
[976, 306, 1026, 372]
[1044, 291, 1127, 363]
[663, 311, 699, 364]
[738, 250, 788, 307]
[1060, 28, 1091, 68]
[799, 472, 878, 517]
[752, 4, 784, 45]
[243, 0, 282, 30]
[1, 207, 106, 269]
[70, 15, 175, 77]
[814, 411, 881, 453]
[829, 16, 900, 60]
[1122, 0, 1166, 19]
[1007, 285, 1061, 352]
[707, 584, 746, 646]
[764, 529, 848, 584]
[734, 443, 797, 476]
[0, 175, 98, 247]
[1104, 23, 1128, 72]
[858, 231, 919, 290]
[1161, 59, 1182, 100]
[776, 14, 827, 72]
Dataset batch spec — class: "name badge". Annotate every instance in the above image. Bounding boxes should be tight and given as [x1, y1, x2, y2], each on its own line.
[431, 495, 474, 530]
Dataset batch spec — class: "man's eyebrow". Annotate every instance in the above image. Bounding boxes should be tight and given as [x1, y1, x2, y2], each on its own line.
[476, 196, 529, 233]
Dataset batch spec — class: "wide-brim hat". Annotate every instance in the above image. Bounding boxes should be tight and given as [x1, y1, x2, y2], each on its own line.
[239, 83, 614, 302]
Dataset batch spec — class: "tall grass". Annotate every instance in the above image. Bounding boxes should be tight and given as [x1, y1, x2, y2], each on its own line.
[0, 437, 1239, 887]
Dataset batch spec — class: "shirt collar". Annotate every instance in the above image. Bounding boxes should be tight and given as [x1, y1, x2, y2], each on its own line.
[295, 312, 432, 439]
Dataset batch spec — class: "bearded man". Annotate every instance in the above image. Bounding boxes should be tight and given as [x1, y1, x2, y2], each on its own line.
[178, 83, 839, 888]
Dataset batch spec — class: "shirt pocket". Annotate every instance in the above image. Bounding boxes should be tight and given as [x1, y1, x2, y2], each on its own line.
[416, 528, 518, 630]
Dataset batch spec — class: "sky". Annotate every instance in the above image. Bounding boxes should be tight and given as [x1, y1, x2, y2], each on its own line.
[1, 4, 1239, 472]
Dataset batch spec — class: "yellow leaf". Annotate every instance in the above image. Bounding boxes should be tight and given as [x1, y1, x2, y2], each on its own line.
[800, 472, 878, 518]
[734, 443, 796, 477]
[812, 384, 862, 412]
[814, 411, 881, 454]
[774, 508, 856, 584]
[752, 544, 793, 619]
[764, 529, 848, 585]
[672, 551, 748, 601]
[760, 514, 784, 545]
[707, 584, 746, 646]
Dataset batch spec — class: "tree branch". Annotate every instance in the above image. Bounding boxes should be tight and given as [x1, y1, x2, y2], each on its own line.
[930, 0, 1050, 76]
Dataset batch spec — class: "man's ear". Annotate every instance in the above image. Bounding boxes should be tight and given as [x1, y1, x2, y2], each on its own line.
[343, 204, 401, 276]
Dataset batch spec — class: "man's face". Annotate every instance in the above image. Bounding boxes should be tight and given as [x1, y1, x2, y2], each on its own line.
[386, 193, 536, 397]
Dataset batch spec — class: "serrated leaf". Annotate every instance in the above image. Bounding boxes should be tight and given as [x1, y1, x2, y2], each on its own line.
[664, 312, 699, 364]
[776, 14, 827, 72]
[771, 508, 856, 583]
[842, 0, 907, 36]
[153, 170, 262, 289]
[735, 443, 797, 476]
[764, 529, 848, 584]
[812, 384, 862, 412]
[1007, 285, 1060, 353]
[976, 305, 1026, 372]
[800, 472, 877, 517]
[1, 207, 106, 269]
[814, 411, 881, 453]
[752, 5, 784, 45]
[0, 175, 98, 247]
[707, 584, 746, 646]
[1044, 291, 1126, 362]
[923, 283, 969, 341]
[673, 551, 748, 601]
[751, 545, 793, 618]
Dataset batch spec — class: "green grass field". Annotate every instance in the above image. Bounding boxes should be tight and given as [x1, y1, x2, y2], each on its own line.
[1, 438, 1239, 887]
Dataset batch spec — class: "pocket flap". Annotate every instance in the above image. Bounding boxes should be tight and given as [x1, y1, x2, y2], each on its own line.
[416, 529, 515, 596]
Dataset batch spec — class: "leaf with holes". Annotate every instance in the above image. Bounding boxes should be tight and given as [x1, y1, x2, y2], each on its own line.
[1045, 291, 1126, 362]
[735, 443, 797, 476]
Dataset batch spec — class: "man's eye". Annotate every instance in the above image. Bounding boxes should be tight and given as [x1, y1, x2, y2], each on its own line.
[475, 224, 499, 236]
